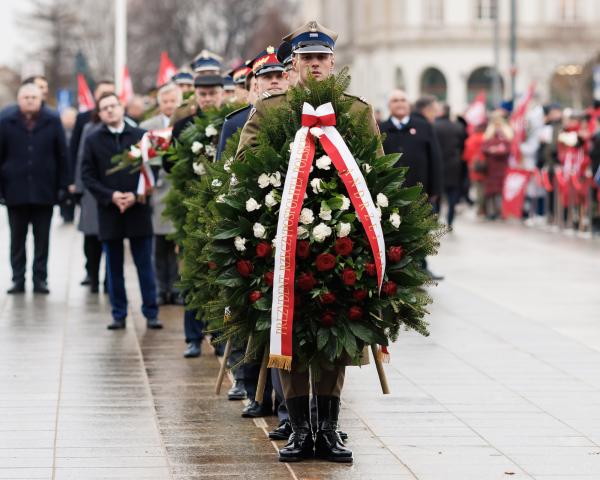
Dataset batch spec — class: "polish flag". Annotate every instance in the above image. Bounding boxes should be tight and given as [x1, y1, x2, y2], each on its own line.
[156, 51, 177, 87]
[502, 168, 531, 219]
[464, 91, 487, 134]
[77, 73, 95, 112]
[119, 66, 134, 105]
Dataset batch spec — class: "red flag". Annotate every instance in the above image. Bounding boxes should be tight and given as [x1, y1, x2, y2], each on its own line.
[464, 91, 487, 134]
[509, 82, 536, 164]
[502, 168, 531, 219]
[119, 66, 134, 105]
[77, 73, 95, 112]
[156, 51, 177, 87]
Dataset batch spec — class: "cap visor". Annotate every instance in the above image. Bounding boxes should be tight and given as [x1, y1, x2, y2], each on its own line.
[255, 65, 285, 76]
[294, 45, 333, 54]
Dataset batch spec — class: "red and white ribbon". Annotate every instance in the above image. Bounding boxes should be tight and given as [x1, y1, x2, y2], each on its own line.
[269, 102, 386, 371]
[136, 132, 156, 195]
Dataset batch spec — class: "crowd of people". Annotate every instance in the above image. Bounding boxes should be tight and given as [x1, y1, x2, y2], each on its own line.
[1, 18, 599, 465]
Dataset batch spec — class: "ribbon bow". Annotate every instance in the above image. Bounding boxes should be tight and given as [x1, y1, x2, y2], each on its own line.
[268, 102, 386, 371]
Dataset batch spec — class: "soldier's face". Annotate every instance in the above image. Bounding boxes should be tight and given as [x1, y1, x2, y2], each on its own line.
[179, 83, 194, 94]
[294, 53, 334, 83]
[256, 71, 289, 96]
[195, 86, 223, 110]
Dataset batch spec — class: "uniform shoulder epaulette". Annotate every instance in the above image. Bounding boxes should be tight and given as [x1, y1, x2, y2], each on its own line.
[344, 93, 369, 105]
[224, 104, 251, 120]
[260, 91, 286, 101]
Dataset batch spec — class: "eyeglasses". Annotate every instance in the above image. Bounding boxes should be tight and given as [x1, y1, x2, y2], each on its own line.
[99, 103, 120, 112]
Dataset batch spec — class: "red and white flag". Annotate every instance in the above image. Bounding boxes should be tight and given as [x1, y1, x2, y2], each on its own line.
[509, 82, 536, 165]
[502, 168, 531, 219]
[156, 51, 177, 87]
[77, 73, 95, 112]
[464, 91, 487, 134]
[119, 66, 134, 105]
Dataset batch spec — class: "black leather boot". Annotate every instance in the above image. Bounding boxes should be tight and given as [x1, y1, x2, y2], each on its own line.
[315, 396, 353, 463]
[278, 396, 314, 462]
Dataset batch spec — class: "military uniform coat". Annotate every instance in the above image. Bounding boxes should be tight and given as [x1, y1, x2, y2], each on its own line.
[216, 105, 251, 161]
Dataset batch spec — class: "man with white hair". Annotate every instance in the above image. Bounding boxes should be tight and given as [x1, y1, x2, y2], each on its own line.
[140, 83, 183, 305]
[0, 82, 69, 294]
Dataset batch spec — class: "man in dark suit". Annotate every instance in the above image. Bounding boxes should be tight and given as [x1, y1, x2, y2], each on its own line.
[379, 90, 443, 279]
[0, 83, 69, 294]
[82, 92, 162, 330]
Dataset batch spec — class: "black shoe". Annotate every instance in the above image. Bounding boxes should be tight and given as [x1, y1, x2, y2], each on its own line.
[7, 282, 25, 294]
[183, 342, 201, 358]
[279, 396, 314, 462]
[227, 380, 247, 400]
[107, 320, 126, 330]
[241, 400, 273, 418]
[147, 318, 163, 329]
[157, 292, 169, 306]
[314, 396, 352, 463]
[269, 419, 293, 440]
[80, 275, 91, 286]
[33, 282, 50, 294]
[90, 279, 99, 293]
[338, 430, 348, 441]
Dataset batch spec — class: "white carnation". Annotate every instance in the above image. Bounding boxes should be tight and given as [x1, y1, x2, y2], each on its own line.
[316, 155, 332, 170]
[376, 193, 389, 208]
[245, 198, 261, 212]
[253, 222, 266, 239]
[211, 179, 222, 188]
[205, 144, 216, 158]
[299, 208, 314, 225]
[389, 212, 401, 228]
[312, 222, 332, 242]
[363, 163, 372, 173]
[223, 157, 233, 172]
[192, 161, 206, 176]
[229, 174, 238, 186]
[205, 124, 218, 137]
[297, 226, 309, 239]
[191, 141, 203, 154]
[269, 172, 282, 187]
[234, 236, 246, 252]
[340, 195, 350, 211]
[258, 173, 271, 189]
[337, 222, 351, 238]
[311, 178, 323, 194]
[265, 191, 278, 208]
[319, 205, 332, 221]
[129, 145, 142, 158]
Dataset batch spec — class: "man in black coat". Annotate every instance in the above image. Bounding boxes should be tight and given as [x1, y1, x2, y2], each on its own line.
[0, 83, 69, 294]
[82, 92, 162, 330]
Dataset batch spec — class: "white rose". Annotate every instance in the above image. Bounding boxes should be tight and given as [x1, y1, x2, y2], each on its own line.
[191, 141, 203, 154]
[299, 208, 314, 225]
[253, 222, 266, 239]
[205, 124, 218, 137]
[340, 195, 350, 211]
[230, 174, 238, 186]
[389, 212, 401, 229]
[234, 236, 246, 252]
[245, 198, 261, 212]
[312, 222, 332, 243]
[311, 178, 323, 194]
[377, 193, 389, 208]
[205, 145, 216, 158]
[337, 222, 351, 238]
[319, 205, 332, 221]
[363, 163, 372, 173]
[297, 226, 309, 239]
[265, 191, 278, 208]
[192, 161, 206, 176]
[223, 157, 233, 172]
[211, 179, 223, 188]
[129, 145, 142, 158]
[316, 155, 332, 170]
[258, 173, 271, 189]
[269, 172, 282, 187]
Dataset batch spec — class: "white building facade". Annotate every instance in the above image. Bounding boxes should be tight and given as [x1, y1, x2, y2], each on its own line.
[298, 0, 600, 114]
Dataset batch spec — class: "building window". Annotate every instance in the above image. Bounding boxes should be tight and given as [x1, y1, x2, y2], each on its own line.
[467, 66, 504, 108]
[420, 67, 447, 101]
[476, 0, 498, 20]
[423, 0, 444, 24]
[559, 0, 578, 21]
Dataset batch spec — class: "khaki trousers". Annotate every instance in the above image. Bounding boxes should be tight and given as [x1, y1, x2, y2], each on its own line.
[279, 365, 345, 399]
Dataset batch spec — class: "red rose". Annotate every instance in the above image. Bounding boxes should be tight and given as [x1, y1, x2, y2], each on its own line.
[264, 271, 274, 286]
[382, 281, 397, 296]
[320, 291, 336, 304]
[341, 268, 357, 286]
[320, 310, 336, 327]
[236, 260, 253, 277]
[296, 272, 317, 291]
[388, 246, 404, 263]
[148, 147, 157, 157]
[365, 263, 377, 277]
[256, 241, 273, 258]
[248, 290, 262, 303]
[296, 240, 311, 259]
[334, 238, 354, 256]
[315, 253, 336, 271]
[348, 306, 363, 321]
[207, 261, 217, 270]
[352, 289, 368, 301]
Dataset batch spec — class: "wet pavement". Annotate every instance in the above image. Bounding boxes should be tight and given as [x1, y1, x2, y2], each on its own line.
[1, 209, 600, 479]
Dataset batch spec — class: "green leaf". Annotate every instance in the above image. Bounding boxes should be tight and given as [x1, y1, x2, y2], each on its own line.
[213, 227, 242, 240]
[347, 321, 377, 343]
[317, 328, 329, 351]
